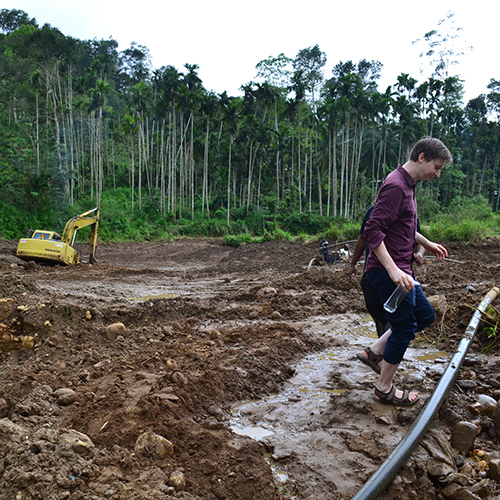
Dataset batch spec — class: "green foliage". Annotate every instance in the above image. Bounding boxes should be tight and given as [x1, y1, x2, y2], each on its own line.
[448, 195, 494, 221]
[1, 8, 500, 248]
[415, 187, 440, 222]
[427, 218, 490, 242]
[425, 195, 500, 241]
[222, 234, 255, 247]
[281, 212, 330, 235]
[322, 219, 360, 243]
[478, 305, 500, 354]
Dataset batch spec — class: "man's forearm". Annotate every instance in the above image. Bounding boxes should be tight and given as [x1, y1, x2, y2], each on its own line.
[415, 231, 433, 251]
[350, 235, 366, 267]
[372, 241, 397, 274]
[372, 241, 414, 291]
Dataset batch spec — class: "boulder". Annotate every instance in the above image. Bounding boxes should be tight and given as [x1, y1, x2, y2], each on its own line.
[168, 470, 186, 491]
[451, 421, 479, 454]
[134, 432, 174, 459]
[105, 322, 126, 341]
[427, 295, 447, 321]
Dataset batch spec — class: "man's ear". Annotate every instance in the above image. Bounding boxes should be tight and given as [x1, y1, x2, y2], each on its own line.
[418, 152, 426, 163]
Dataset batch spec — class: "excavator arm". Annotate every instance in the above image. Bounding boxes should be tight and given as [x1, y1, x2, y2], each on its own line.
[61, 208, 99, 263]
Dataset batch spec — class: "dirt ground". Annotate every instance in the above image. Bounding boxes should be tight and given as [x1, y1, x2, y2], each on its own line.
[1, 237, 500, 500]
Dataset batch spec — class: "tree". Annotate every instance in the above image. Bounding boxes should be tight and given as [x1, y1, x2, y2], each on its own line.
[183, 63, 202, 91]
[293, 45, 326, 114]
[487, 79, 500, 120]
[413, 11, 472, 82]
[118, 42, 152, 88]
[0, 8, 37, 34]
[255, 53, 293, 89]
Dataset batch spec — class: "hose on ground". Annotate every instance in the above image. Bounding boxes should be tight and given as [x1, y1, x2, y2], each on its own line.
[351, 286, 500, 500]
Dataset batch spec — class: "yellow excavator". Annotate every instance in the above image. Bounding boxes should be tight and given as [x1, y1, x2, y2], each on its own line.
[16, 208, 99, 265]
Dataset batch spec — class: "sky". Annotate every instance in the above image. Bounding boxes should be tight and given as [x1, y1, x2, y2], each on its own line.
[2, 0, 498, 103]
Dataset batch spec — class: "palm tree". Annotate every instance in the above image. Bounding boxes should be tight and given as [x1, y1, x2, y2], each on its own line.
[88, 78, 111, 205]
[219, 92, 239, 226]
[130, 81, 152, 210]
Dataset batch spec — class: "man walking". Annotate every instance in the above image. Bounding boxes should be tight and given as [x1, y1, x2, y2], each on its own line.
[358, 137, 452, 406]
[350, 207, 426, 341]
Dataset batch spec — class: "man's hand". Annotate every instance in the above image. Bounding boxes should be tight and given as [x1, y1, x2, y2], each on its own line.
[350, 264, 358, 282]
[428, 242, 448, 261]
[415, 233, 448, 261]
[387, 267, 415, 293]
[372, 241, 415, 293]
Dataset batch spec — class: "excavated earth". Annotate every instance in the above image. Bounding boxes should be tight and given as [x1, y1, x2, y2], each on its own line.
[1, 237, 500, 500]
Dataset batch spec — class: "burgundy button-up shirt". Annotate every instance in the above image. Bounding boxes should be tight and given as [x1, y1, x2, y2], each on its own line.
[364, 165, 417, 275]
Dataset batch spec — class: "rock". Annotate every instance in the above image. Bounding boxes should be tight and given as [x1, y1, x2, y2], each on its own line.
[469, 479, 492, 498]
[469, 402, 482, 415]
[41, 384, 54, 395]
[270, 311, 282, 320]
[257, 287, 277, 298]
[488, 458, 500, 481]
[105, 322, 126, 341]
[492, 390, 500, 401]
[477, 394, 497, 417]
[54, 388, 76, 406]
[0, 398, 8, 418]
[59, 429, 95, 454]
[166, 359, 179, 372]
[476, 459, 488, 472]
[426, 457, 456, 482]
[85, 310, 92, 320]
[460, 462, 475, 477]
[22, 335, 35, 349]
[171, 371, 188, 385]
[491, 399, 500, 431]
[427, 295, 447, 320]
[451, 422, 479, 454]
[442, 482, 482, 500]
[168, 470, 186, 491]
[207, 405, 224, 418]
[456, 380, 477, 391]
[134, 432, 174, 459]
[463, 356, 480, 367]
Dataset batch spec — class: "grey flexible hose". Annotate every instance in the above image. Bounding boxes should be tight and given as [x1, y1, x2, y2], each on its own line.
[351, 286, 500, 500]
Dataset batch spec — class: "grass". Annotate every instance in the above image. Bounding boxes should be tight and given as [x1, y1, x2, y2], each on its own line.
[478, 305, 500, 354]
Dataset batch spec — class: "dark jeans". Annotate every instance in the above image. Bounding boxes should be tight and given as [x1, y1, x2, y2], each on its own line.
[360, 273, 390, 338]
[366, 268, 435, 364]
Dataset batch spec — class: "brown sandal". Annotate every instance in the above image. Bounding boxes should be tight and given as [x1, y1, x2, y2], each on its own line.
[357, 347, 383, 374]
[374, 386, 419, 406]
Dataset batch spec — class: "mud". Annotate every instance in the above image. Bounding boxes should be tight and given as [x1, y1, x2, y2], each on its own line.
[0, 237, 500, 499]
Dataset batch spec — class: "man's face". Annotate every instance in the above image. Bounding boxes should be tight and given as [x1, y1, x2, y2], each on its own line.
[419, 154, 445, 181]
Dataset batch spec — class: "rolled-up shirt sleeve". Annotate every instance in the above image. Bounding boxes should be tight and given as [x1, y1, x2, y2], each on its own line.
[364, 183, 403, 251]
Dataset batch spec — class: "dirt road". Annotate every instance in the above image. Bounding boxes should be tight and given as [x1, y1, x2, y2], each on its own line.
[1, 238, 500, 499]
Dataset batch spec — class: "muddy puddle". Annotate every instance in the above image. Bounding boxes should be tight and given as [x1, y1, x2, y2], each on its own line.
[230, 314, 451, 499]
[35, 274, 251, 301]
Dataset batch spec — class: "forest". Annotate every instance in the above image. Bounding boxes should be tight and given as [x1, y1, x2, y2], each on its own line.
[1, 8, 499, 242]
